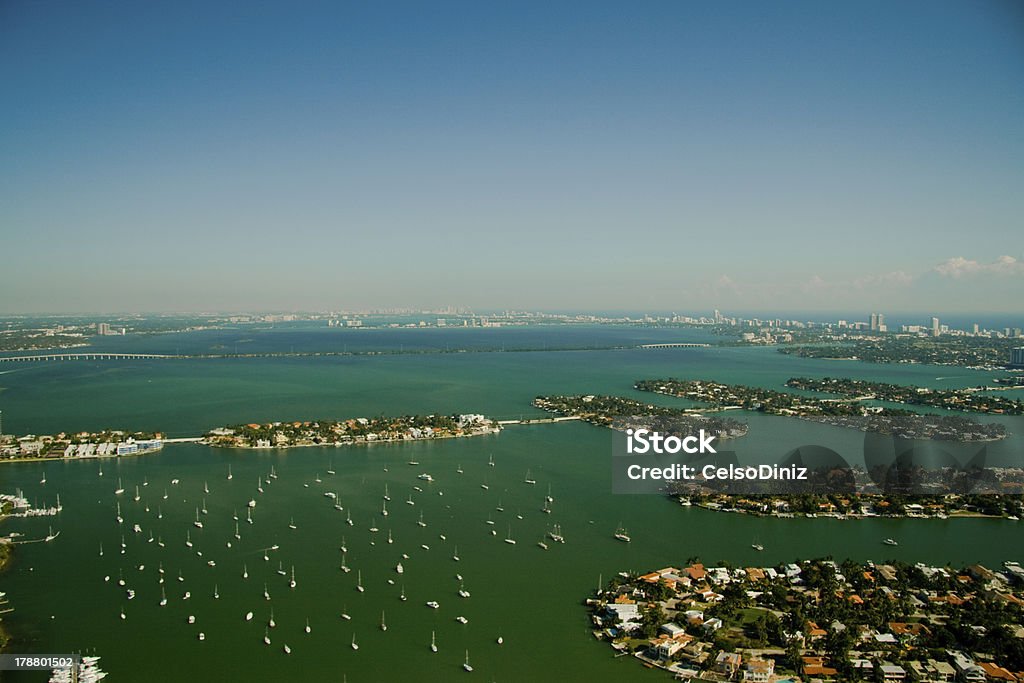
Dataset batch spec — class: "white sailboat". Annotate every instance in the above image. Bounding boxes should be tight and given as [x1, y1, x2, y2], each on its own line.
[227, 465, 232, 480]
[290, 566, 296, 589]
[463, 650, 473, 672]
[115, 478, 125, 495]
[193, 508, 203, 529]
[524, 469, 536, 484]
[430, 630, 437, 652]
[243, 563, 249, 579]
[356, 570, 364, 592]
[351, 633, 358, 650]
[504, 524, 516, 545]
[305, 618, 311, 634]
[380, 610, 387, 632]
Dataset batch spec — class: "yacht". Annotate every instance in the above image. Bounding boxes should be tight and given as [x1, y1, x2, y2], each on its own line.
[883, 538, 899, 546]
[752, 542, 765, 551]
[614, 525, 631, 543]
[417, 473, 433, 482]
[198, 632, 205, 641]
[283, 644, 291, 655]
[396, 562, 404, 574]
[245, 611, 254, 622]
[456, 616, 468, 624]
[458, 581, 471, 598]
[426, 601, 440, 609]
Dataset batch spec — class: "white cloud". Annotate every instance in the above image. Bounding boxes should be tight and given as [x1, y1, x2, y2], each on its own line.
[933, 255, 1024, 278]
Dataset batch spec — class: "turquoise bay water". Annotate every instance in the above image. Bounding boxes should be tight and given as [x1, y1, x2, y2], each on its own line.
[0, 326, 1021, 681]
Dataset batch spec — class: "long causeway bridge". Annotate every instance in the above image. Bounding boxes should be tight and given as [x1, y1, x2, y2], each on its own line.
[0, 353, 179, 363]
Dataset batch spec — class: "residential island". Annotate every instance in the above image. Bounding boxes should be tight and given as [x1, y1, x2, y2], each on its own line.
[532, 394, 749, 439]
[0, 430, 164, 461]
[590, 557, 1024, 682]
[783, 378, 1024, 416]
[202, 413, 499, 449]
[634, 379, 1007, 441]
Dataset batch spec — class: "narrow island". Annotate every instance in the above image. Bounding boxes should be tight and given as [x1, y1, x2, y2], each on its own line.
[784, 377, 1024, 415]
[532, 394, 749, 439]
[202, 413, 499, 448]
[0, 430, 164, 462]
[634, 379, 1007, 441]
[590, 557, 1024, 681]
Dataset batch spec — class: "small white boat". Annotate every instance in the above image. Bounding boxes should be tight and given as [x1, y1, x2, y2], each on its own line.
[456, 616, 468, 624]
[430, 630, 437, 652]
[463, 650, 473, 672]
[380, 610, 387, 632]
[351, 634, 359, 650]
[396, 562, 404, 574]
[245, 611, 254, 621]
[264, 628, 271, 646]
[198, 632, 205, 641]
[283, 644, 291, 654]
[305, 618, 311, 634]
[426, 601, 440, 609]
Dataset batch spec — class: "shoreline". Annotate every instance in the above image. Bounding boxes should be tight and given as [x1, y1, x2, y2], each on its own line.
[207, 427, 500, 450]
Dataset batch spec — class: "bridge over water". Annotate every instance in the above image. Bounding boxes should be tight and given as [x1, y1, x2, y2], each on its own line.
[0, 353, 179, 363]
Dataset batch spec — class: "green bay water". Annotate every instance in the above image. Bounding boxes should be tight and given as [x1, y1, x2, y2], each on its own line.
[1, 326, 1022, 681]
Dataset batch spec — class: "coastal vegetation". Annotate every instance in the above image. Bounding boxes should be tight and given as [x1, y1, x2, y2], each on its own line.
[532, 394, 748, 438]
[634, 379, 1006, 441]
[590, 557, 1024, 679]
[785, 377, 1024, 415]
[203, 413, 497, 449]
[778, 336, 1020, 369]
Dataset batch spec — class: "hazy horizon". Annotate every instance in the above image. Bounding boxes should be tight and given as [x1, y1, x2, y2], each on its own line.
[3, 1, 1022, 313]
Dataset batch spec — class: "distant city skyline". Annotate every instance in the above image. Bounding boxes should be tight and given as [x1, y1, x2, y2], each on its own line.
[2, 1, 1022, 313]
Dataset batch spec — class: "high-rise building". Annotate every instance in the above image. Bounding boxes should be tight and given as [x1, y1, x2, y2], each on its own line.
[931, 317, 940, 337]
[98, 322, 111, 336]
[972, 323, 980, 335]
[1011, 347, 1024, 368]
[870, 313, 878, 331]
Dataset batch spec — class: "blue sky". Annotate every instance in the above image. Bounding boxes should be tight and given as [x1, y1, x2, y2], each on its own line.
[2, 1, 1022, 313]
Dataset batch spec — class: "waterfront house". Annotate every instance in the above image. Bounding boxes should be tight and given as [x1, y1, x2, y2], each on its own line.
[713, 651, 742, 678]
